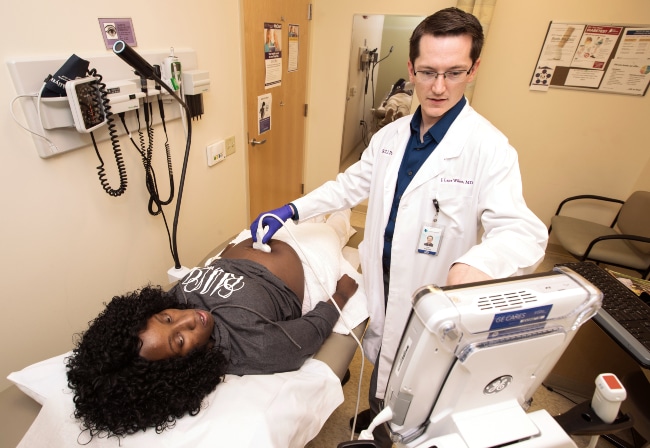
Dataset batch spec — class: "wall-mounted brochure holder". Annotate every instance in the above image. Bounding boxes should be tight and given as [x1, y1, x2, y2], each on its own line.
[530, 22, 650, 96]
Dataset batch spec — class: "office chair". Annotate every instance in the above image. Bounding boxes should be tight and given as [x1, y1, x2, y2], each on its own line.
[549, 191, 650, 279]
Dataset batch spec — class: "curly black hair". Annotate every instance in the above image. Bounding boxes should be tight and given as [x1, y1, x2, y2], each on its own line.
[66, 285, 227, 439]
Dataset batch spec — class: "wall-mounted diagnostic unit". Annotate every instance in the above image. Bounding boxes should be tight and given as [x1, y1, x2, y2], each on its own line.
[7, 48, 209, 158]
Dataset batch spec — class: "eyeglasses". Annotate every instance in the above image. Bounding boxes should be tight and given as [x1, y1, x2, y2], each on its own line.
[413, 65, 474, 83]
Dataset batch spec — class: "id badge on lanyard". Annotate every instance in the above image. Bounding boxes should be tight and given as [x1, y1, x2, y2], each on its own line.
[417, 198, 445, 256]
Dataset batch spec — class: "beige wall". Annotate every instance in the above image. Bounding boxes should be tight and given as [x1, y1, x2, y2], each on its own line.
[305, 0, 456, 190]
[374, 15, 425, 107]
[340, 14, 384, 163]
[2, 0, 650, 393]
[340, 14, 426, 164]
[1, 0, 248, 391]
[305, 0, 650, 241]
[470, 0, 650, 239]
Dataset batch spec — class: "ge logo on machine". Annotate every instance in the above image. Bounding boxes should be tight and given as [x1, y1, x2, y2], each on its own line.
[483, 375, 513, 394]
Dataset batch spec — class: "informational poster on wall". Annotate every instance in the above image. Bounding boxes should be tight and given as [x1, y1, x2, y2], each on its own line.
[264, 22, 282, 89]
[258, 93, 272, 134]
[530, 22, 650, 96]
[98, 18, 136, 49]
[288, 24, 300, 73]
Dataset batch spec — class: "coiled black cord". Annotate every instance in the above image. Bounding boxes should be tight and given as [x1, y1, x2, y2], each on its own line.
[156, 96, 175, 208]
[141, 97, 158, 213]
[136, 109, 146, 156]
[88, 68, 127, 197]
[143, 99, 175, 215]
[152, 65, 176, 210]
[117, 94, 177, 269]
[118, 99, 175, 216]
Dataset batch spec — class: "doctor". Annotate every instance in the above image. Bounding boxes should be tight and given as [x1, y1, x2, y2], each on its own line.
[251, 7, 548, 445]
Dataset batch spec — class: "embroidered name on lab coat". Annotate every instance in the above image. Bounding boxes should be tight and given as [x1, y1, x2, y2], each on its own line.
[440, 177, 474, 185]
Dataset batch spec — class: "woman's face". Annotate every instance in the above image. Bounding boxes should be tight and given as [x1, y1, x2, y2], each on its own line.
[139, 308, 214, 361]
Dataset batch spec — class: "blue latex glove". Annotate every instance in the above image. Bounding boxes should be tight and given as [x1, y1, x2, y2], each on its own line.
[250, 204, 294, 244]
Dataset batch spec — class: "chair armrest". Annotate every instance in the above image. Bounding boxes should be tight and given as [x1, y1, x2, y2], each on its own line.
[554, 195, 625, 216]
[584, 234, 650, 259]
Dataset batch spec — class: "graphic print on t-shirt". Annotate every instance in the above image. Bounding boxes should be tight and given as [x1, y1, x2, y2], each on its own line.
[181, 265, 246, 298]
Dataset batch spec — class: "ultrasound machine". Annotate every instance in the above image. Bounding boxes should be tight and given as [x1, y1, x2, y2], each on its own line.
[340, 265, 633, 448]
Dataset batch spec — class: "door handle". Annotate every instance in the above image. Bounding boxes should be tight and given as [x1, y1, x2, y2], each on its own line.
[250, 138, 267, 146]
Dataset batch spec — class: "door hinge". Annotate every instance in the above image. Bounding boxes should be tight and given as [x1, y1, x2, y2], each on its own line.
[301, 183, 305, 194]
[304, 104, 308, 117]
[308, 3, 312, 20]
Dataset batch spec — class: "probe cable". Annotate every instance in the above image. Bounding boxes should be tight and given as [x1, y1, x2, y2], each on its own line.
[256, 212, 367, 441]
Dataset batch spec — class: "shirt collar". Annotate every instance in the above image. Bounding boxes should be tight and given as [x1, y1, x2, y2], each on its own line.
[410, 96, 467, 143]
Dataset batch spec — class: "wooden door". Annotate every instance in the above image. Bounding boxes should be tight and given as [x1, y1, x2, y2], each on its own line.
[242, 0, 311, 219]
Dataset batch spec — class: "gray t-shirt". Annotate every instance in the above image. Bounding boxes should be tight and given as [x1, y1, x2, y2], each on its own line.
[168, 258, 339, 375]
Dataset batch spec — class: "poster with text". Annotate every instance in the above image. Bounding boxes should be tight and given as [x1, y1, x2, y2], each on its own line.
[614, 28, 650, 59]
[258, 93, 272, 134]
[530, 21, 650, 96]
[264, 23, 282, 89]
[571, 25, 622, 70]
[288, 24, 299, 72]
[530, 23, 584, 91]
[600, 59, 650, 95]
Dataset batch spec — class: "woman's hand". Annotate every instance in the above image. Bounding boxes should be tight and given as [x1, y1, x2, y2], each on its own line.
[330, 274, 358, 310]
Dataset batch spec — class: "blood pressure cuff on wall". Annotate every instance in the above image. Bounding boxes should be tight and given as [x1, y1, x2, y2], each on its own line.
[42, 54, 90, 97]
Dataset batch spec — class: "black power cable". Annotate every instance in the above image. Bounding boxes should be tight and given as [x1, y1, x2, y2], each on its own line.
[113, 41, 192, 270]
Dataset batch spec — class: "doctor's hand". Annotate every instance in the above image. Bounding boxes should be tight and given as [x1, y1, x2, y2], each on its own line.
[250, 204, 294, 244]
[330, 274, 358, 310]
[446, 263, 492, 286]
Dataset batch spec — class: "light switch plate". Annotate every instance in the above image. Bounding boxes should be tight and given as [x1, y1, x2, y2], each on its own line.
[225, 136, 236, 155]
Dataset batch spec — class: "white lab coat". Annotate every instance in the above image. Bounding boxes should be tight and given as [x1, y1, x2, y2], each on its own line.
[292, 102, 548, 398]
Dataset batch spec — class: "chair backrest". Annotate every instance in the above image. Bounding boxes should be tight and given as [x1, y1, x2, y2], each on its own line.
[617, 191, 650, 255]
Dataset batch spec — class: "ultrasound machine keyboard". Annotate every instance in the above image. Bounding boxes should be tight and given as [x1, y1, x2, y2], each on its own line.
[556, 261, 650, 368]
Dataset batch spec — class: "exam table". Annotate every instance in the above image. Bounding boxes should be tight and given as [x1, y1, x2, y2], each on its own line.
[5, 218, 369, 448]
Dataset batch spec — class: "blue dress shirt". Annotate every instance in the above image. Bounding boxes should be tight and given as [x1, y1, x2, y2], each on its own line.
[382, 97, 467, 275]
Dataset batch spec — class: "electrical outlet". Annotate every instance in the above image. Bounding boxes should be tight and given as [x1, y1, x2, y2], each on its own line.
[207, 140, 225, 166]
[225, 136, 236, 155]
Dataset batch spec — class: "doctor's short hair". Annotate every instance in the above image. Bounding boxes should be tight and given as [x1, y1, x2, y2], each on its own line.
[409, 7, 484, 65]
[66, 285, 227, 439]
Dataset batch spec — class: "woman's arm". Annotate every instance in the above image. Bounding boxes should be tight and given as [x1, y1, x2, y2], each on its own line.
[330, 274, 356, 309]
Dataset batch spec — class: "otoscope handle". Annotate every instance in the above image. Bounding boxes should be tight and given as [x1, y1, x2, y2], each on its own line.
[113, 40, 155, 79]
